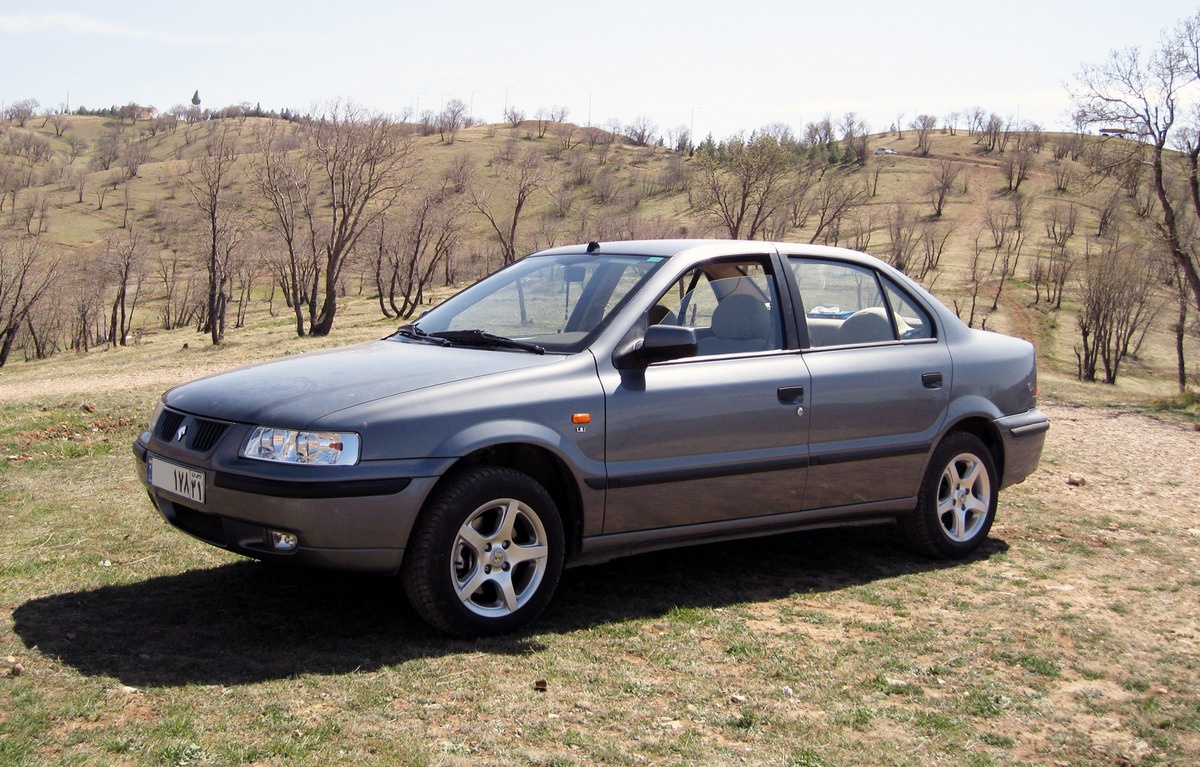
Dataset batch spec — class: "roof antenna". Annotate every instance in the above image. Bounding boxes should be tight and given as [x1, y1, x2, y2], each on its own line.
[587, 241, 600, 253]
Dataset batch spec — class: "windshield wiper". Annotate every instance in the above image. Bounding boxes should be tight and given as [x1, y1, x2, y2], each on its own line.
[393, 324, 451, 346]
[428, 329, 545, 354]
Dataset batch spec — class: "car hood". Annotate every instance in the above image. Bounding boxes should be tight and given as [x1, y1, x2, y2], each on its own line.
[164, 338, 563, 427]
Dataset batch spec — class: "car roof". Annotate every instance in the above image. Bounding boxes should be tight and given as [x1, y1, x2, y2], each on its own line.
[531, 239, 887, 268]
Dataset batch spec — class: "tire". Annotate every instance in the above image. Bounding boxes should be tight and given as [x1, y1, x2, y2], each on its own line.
[402, 466, 564, 637]
[900, 432, 998, 558]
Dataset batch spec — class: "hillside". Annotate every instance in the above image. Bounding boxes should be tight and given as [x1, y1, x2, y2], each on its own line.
[3, 116, 1200, 767]
[1, 111, 1197, 402]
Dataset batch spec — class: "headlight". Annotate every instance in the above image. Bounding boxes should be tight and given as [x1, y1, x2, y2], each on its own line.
[148, 400, 165, 433]
[241, 427, 360, 466]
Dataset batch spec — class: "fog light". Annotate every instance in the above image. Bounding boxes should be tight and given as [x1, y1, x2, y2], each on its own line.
[270, 530, 298, 552]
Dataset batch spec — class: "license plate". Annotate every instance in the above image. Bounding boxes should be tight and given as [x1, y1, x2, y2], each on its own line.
[148, 455, 206, 505]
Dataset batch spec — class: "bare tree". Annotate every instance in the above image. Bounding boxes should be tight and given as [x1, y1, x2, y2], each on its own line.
[47, 113, 70, 137]
[105, 227, 146, 346]
[251, 121, 319, 336]
[1074, 237, 1162, 383]
[954, 231, 988, 328]
[0, 235, 60, 367]
[93, 171, 120, 211]
[944, 111, 961, 136]
[180, 122, 240, 344]
[65, 133, 88, 165]
[4, 99, 39, 127]
[305, 103, 420, 335]
[1051, 133, 1081, 162]
[18, 193, 50, 236]
[624, 116, 657, 147]
[1170, 259, 1193, 391]
[504, 106, 525, 128]
[915, 223, 953, 285]
[1045, 203, 1079, 248]
[990, 221, 1026, 310]
[439, 98, 469, 144]
[69, 167, 87, 204]
[548, 181, 578, 220]
[1051, 160, 1074, 193]
[980, 113, 1005, 152]
[230, 232, 263, 328]
[120, 139, 150, 178]
[66, 254, 108, 351]
[533, 108, 553, 139]
[912, 114, 938, 155]
[869, 154, 895, 196]
[469, 146, 549, 264]
[983, 201, 1013, 250]
[883, 204, 921, 273]
[807, 169, 867, 245]
[1095, 190, 1122, 237]
[375, 182, 465, 318]
[154, 250, 201, 330]
[91, 125, 124, 172]
[1070, 9, 1200, 315]
[1000, 149, 1035, 191]
[840, 112, 870, 166]
[666, 124, 691, 153]
[560, 124, 585, 154]
[689, 131, 795, 239]
[966, 107, 987, 136]
[928, 159, 961, 217]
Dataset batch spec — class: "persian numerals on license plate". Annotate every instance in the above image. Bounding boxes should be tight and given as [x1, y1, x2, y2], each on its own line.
[148, 455, 206, 505]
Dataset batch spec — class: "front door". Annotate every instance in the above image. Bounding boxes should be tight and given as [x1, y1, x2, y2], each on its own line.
[598, 257, 812, 534]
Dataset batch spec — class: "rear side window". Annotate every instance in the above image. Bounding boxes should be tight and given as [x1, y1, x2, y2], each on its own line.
[790, 257, 933, 347]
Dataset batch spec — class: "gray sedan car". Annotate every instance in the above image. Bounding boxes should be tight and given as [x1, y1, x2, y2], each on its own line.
[134, 240, 1048, 636]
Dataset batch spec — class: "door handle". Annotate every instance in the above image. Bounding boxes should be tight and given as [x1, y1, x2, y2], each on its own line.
[922, 372, 944, 389]
[777, 385, 805, 403]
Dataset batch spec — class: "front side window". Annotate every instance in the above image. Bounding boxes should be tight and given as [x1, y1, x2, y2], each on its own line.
[650, 260, 783, 356]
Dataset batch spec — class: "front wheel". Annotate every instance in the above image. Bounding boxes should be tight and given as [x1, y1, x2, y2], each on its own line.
[402, 466, 564, 637]
[900, 432, 998, 558]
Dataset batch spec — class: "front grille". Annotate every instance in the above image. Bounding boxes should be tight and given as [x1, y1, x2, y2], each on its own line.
[191, 419, 229, 452]
[157, 410, 185, 442]
[154, 408, 231, 454]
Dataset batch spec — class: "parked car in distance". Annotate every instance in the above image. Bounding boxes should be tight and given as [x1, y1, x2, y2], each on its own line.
[874, 147, 898, 155]
[134, 240, 1049, 636]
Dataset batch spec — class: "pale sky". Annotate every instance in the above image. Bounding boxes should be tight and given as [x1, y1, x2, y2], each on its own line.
[2, 1, 1197, 140]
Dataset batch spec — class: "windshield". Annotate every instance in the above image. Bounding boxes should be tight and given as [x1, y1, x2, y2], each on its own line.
[400, 253, 665, 353]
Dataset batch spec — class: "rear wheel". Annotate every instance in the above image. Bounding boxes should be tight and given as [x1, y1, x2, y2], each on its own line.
[900, 432, 997, 558]
[403, 466, 564, 637]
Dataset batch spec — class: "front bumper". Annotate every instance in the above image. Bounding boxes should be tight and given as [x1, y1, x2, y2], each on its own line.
[994, 408, 1050, 488]
[133, 436, 441, 574]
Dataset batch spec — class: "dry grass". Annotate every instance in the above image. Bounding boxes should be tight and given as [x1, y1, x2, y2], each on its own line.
[2, 294, 1199, 766]
[3, 116, 1199, 766]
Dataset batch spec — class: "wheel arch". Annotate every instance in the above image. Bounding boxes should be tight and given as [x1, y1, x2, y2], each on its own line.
[940, 415, 1005, 480]
[428, 443, 585, 561]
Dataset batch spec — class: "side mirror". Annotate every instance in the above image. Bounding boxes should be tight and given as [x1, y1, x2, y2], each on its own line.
[614, 324, 698, 370]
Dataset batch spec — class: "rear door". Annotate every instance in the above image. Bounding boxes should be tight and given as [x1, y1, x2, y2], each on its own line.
[786, 255, 950, 510]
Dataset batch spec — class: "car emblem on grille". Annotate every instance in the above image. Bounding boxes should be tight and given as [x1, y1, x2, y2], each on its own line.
[174, 424, 188, 443]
